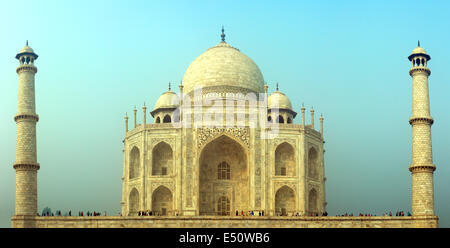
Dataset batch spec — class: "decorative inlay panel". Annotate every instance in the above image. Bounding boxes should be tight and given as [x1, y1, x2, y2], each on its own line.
[197, 127, 250, 148]
[151, 137, 175, 147]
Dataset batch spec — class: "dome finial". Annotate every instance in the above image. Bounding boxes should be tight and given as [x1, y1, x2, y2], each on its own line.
[276, 82, 279, 91]
[26, 40, 28, 46]
[221, 26, 226, 42]
[418, 40, 420, 47]
[168, 81, 171, 91]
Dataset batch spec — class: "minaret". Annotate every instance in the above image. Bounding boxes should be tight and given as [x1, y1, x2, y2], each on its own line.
[408, 42, 435, 216]
[124, 113, 128, 133]
[320, 114, 324, 137]
[143, 103, 147, 125]
[301, 103, 305, 127]
[13, 42, 40, 224]
[133, 106, 137, 128]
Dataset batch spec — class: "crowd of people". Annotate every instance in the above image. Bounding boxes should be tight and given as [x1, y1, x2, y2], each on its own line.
[39, 209, 410, 217]
[336, 211, 411, 217]
[132, 210, 329, 217]
[38, 210, 107, 217]
[236, 210, 263, 216]
[137, 210, 170, 216]
[385, 211, 411, 216]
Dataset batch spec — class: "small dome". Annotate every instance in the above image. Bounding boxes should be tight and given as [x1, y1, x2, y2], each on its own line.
[19, 45, 34, 54]
[268, 91, 292, 110]
[182, 41, 265, 95]
[15, 43, 38, 60]
[411, 46, 427, 55]
[408, 43, 430, 61]
[154, 91, 180, 110]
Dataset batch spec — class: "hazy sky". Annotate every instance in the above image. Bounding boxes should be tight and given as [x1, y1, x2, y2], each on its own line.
[0, 0, 449, 228]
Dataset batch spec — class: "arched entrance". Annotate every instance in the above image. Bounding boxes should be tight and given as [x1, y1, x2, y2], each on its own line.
[275, 142, 295, 176]
[308, 147, 318, 179]
[152, 142, 173, 176]
[199, 135, 248, 215]
[128, 188, 139, 216]
[275, 186, 295, 216]
[152, 186, 173, 216]
[308, 188, 318, 215]
[129, 146, 140, 179]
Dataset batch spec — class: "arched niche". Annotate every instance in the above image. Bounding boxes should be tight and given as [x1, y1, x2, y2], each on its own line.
[275, 186, 295, 216]
[275, 142, 296, 176]
[128, 188, 139, 216]
[308, 147, 318, 179]
[152, 186, 173, 216]
[163, 114, 171, 123]
[152, 142, 173, 176]
[129, 146, 140, 179]
[308, 188, 318, 215]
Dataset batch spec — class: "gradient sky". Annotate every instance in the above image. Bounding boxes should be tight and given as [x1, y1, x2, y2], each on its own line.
[0, 0, 449, 228]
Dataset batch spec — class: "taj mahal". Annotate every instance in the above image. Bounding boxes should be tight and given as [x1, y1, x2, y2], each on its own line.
[11, 29, 439, 228]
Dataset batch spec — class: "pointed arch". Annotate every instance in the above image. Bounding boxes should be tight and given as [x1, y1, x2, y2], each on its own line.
[152, 141, 173, 176]
[129, 146, 140, 179]
[308, 147, 318, 179]
[275, 186, 295, 216]
[199, 135, 248, 215]
[198, 133, 248, 154]
[163, 114, 171, 123]
[308, 188, 318, 215]
[287, 117, 292, 124]
[128, 188, 139, 216]
[277, 115, 284, 123]
[275, 142, 295, 176]
[155, 116, 161, 123]
[152, 186, 172, 216]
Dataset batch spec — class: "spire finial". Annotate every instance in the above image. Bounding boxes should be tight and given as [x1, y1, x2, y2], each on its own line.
[276, 82, 279, 91]
[418, 40, 420, 47]
[169, 81, 171, 91]
[221, 26, 226, 42]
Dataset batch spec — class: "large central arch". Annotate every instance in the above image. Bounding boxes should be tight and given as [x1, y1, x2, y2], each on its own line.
[198, 135, 249, 216]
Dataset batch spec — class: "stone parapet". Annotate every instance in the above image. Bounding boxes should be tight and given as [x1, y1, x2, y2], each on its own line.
[12, 216, 438, 228]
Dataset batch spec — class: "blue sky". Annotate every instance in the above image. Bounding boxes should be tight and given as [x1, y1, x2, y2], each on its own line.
[0, 0, 449, 227]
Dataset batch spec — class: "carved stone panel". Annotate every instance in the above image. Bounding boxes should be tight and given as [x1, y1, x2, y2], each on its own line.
[151, 137, 175, 147]
[197, 127, 250, 149]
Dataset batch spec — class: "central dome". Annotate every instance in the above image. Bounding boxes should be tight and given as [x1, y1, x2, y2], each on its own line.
[182, 41, 265, 95]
